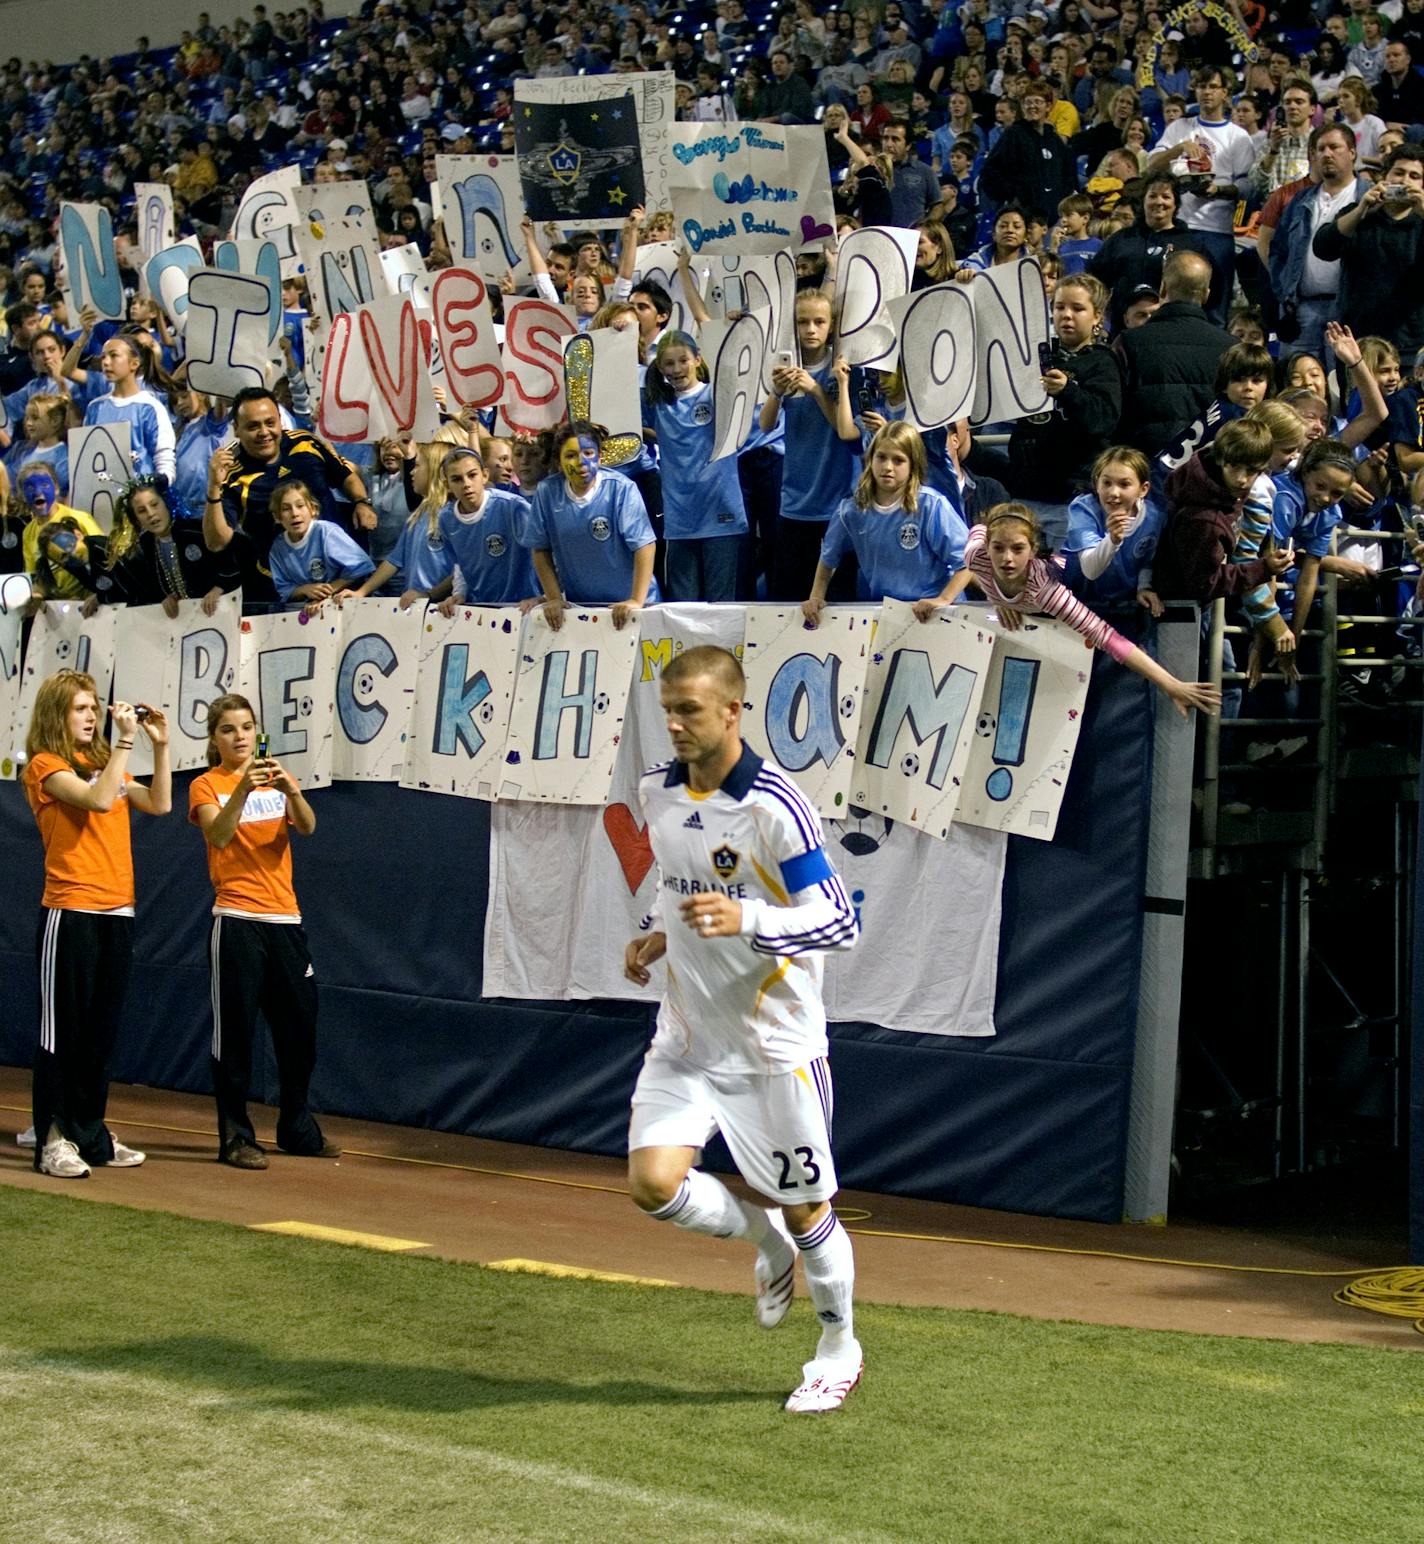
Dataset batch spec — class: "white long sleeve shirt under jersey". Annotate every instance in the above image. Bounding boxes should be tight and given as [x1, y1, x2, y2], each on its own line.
[638, 744, 859, 1074]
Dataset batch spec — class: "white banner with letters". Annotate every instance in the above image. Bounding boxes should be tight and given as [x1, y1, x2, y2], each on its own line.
[742, 606, 876, 820]
[399, 604, 523, 798]
[238, 609, 339, 791]
[110, 596, 241, 775]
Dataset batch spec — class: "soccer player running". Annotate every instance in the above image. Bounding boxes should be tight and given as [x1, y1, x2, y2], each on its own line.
[623, 646, 863, 1413]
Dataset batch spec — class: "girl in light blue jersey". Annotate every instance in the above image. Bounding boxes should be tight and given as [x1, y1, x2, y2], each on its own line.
[267, 478, 374, 609]
[523, 419, 658, 630]
[82, 335, 176, 482]
[346, 441, 455, 607]
[1060, 446, 1168, 613]
[758, 289, 862, 602]
[432, 446, 538, 610]
[801, 421, 968, 619]
[643, 331, 747, 603]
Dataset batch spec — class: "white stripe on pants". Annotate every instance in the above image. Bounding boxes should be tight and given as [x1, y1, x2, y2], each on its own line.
[210, 916, 223, 1060]
[39, 908, 62, 1055]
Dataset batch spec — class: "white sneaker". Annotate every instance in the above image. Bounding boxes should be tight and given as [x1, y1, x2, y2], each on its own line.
[39, 1129, 90, 1180]
[754, 1210, 797, 1329]
[16, 1125, 36, 1148]
[104, 1140, 146, 1168]
[784, 1342, 863, 1413]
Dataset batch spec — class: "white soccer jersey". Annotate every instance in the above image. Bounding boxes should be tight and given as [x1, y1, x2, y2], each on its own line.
[638, 745, 859, 1075]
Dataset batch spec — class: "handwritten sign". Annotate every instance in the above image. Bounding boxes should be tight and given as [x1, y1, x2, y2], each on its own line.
[666, 123, 835, 256]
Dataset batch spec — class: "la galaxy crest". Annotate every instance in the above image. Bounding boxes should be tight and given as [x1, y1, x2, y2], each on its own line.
[711, 843, 740, 879]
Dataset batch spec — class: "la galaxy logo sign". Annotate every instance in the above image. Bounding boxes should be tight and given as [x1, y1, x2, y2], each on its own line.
[711, 843, 739, 879]
[548, 141, 581, 187]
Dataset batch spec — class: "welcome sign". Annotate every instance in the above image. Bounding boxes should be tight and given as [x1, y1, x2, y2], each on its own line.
[666, 123, 836, 256]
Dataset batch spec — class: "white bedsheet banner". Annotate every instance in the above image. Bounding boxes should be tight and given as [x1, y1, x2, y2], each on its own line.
[483, 603, 1004, 1035]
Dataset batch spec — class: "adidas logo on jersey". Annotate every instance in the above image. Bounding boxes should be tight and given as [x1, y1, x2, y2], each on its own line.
[683, 812, 703, 829]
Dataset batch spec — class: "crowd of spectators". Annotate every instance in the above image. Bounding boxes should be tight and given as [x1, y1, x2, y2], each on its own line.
[2, 0, 1422, 751]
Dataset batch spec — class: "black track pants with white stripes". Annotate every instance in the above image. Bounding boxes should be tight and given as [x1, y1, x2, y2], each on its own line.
[33, 909, 133, 1169]
[208, 916, 324, 1155]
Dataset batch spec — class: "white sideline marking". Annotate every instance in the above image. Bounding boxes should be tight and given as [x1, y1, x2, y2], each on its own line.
[0, 1349, 884, 1542]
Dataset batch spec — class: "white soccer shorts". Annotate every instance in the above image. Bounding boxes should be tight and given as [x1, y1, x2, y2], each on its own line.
[629, 1052, 839, 1205]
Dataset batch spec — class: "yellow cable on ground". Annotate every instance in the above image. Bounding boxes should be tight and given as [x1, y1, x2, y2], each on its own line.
[0, 1101, 1405, 1282]
[1334, 1269, 1424, 1333]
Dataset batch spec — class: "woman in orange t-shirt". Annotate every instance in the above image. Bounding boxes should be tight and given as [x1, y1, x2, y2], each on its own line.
[188, 692, 337, 1170]
[23, 670, 171, 1178]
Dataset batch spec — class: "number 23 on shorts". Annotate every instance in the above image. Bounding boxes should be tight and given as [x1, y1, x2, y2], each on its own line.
[773, 1146, 821, 1189]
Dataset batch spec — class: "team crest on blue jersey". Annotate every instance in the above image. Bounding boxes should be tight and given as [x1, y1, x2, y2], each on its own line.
[898, 521, 920, 551]
[692, 402, 712, 425]
[429, 530, 445, 549]
[711, 843, 740, 878]
[308, 558, 327, 579]
[486, 533, 507, 557]
[590, 516, 612, 542]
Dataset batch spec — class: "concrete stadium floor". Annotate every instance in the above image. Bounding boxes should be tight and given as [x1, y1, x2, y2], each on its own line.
[1, 1066, 1416, 1351]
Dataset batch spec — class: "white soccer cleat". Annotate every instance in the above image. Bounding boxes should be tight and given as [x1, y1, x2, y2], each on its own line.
[754, 1209, 797, 1329]
[16, 1125, 36, 1149]
[784, 1345, 863, 1413]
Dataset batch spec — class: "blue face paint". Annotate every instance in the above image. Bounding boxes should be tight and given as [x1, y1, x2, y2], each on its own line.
[22, 474, 57, 516]
[577, 436, 600, 474]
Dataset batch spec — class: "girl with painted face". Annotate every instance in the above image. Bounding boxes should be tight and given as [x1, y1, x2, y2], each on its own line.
[103, 476, 239, 617]
[801, 421, 968, 621]
[189, 693, 336, 1171]
[81, 334, 177, 482]
[521, 419, 658, 630]
[23, 669, 171, 1178]
[919, 504, 1223, 719]
[643, 331, 747, 602]
[17, 463, 104, 600]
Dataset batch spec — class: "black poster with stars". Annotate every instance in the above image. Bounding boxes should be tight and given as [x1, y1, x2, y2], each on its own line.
[512, 91, 646, 222]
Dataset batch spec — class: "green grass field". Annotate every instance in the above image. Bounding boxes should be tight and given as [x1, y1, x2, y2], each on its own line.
[2, 1186, 1421, 1544]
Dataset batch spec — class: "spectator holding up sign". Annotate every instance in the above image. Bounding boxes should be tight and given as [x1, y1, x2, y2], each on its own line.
[759, 291, 862, 602]
[81, 335, 176, 483]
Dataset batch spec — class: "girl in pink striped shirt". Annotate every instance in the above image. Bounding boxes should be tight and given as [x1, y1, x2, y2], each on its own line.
[915, 503, 1221, 719]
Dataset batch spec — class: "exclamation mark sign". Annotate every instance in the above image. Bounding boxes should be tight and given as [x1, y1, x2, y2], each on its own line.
[986, 658, 1039, 802]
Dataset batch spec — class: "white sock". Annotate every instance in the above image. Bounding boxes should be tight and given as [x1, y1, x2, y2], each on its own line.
[648, 1169, 774, 1246]
[792, 1210, 856, 1358]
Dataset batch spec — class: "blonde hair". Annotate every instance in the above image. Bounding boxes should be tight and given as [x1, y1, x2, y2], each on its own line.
[855, 421, 926, 513]
[24, 391, 69, 442]
[1054, 272, 1108, 320]
[1359, 335, 1401, 375]
[27, 670, 109, 773]
[412, 440, 453, 536]
[1246, 400, 1309, 451]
